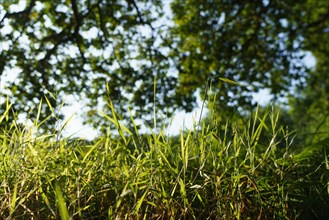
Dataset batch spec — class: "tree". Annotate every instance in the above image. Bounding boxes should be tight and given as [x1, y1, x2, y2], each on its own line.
[169, 0, 317, 116]
[0, 0, 327, 133]
[288, 0, 329, 144]
[0, 0, 175, 132]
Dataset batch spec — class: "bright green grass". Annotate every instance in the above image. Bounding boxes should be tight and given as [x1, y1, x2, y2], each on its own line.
[0, 102, 328, 219]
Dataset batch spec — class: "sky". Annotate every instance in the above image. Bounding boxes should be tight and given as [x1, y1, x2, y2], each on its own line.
[58, 86, 275, 139]
[0, 1, 316, 140]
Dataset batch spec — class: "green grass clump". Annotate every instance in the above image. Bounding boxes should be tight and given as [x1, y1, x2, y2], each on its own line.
[0, 103, 328, 219]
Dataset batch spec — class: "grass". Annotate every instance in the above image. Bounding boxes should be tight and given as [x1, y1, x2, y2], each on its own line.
[0, 100, 328, 219]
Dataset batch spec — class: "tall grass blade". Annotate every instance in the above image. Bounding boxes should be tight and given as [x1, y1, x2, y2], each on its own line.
[34, 98, 43, 127]
[10, 183, 18, 216]
[54, 183, 70, 220]
[58, 114, 74, 134]
[135, 189, 148, 215]
[153, 76, 157, 131]
[0, 97, 12, 123]
[44, 95, 56, 118]
[219, 77, 241, 86]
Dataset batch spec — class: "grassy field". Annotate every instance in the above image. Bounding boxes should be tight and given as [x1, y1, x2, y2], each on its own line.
[0, 103, 328, 219]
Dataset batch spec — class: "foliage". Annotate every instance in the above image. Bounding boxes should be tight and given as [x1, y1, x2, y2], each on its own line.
[0, 102, 328, 219]
[1, 0, 328, 131]
[0, 0, 174, 131]
[169, 0, 328, 115]
[288, 0, 329, 145]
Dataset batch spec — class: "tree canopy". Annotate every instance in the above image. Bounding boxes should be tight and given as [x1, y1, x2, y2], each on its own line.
[0, 0, 328, 133]
[1, 0, 174, 130]
[288, 0, 329, 144]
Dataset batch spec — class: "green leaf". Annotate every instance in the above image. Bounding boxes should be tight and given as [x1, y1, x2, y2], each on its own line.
[54, 183, 70, 220]
[219, 77, 240, 86]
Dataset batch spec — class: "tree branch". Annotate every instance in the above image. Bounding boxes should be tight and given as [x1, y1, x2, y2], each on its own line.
[71, 0, 87, 63]
[306, 10, 329, 29]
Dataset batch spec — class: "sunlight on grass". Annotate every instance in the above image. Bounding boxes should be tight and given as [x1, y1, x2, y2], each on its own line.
[0, 98, 328, 219]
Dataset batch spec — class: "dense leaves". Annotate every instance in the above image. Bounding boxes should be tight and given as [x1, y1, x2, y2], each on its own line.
[0, 0, 174, 131]
[288, 0, 329, 144]
[0, 0, 328, 132]
[170, 0, 326, 115]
